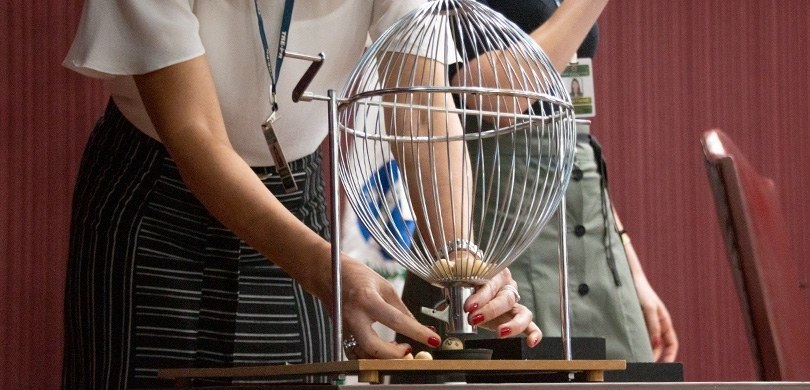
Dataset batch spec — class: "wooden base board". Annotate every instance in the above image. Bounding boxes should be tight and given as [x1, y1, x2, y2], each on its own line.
[158, 359, 626, 385]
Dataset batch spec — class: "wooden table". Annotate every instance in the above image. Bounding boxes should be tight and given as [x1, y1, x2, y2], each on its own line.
[158, 359, 627, 387]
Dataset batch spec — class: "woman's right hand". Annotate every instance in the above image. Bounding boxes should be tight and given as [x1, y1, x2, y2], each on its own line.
[337, 257, 441, 359]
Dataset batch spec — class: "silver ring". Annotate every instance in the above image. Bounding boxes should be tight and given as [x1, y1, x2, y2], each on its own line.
[501, 284, 521, 304]
[342, 335, 358, 358]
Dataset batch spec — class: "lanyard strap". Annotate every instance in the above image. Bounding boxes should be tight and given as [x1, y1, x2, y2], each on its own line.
[254, 0, 295, 112]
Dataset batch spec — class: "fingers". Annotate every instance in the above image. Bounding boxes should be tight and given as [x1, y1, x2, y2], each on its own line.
[643, 304, 663, 361]
[490, 304, 542, 348]
[523, 321, 543, 348]
[343, 308, 424, 359]
[346, 310, 441, 359]
[465, 269, 520, 328]
[349, 328, 412, 359]
[347, 338, 412, 360]
[657, 306, 679, 362]
[660, 329, 679, 362]
[464, 273, 502, 313]
[463, 269, 540, 344]
[341, 259, 442, 356]
[384, 313, 442, 352]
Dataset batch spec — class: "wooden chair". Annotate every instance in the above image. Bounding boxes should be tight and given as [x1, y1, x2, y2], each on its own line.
[701, 129, 810, 381]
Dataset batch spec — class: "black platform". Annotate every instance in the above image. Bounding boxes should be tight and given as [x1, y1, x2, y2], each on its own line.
[391, 337, 682, 383]
[466, 337, 683, 383]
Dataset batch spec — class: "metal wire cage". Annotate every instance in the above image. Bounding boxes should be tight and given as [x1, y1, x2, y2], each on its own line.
[338, 0, 575, 294]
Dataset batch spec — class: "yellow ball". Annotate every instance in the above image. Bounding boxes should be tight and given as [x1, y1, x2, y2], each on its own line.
[441, 337, 464, 351]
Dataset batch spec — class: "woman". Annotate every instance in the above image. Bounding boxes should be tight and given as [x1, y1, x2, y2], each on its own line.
[570, 78, 584, 97]
[402, 0, 678, 363]
[61, 1, 540, 388]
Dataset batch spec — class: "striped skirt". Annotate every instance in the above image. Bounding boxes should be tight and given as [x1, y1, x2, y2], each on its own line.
[63, 101, 332, 389]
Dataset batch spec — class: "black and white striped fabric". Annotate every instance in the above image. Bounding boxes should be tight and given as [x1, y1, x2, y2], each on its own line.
[63, 101, 332, 389]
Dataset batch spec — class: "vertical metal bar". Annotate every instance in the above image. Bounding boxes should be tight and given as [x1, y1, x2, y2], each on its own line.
[557, 201, 572, 360]
[328, 89, 343, 361]
[445, 286, 476, 335]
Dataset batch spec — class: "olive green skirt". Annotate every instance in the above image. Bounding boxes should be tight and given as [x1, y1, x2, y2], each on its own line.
[507, 121, 653, 361]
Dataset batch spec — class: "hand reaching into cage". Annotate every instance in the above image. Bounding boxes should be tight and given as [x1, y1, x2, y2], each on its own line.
[337, 257, 541, 359]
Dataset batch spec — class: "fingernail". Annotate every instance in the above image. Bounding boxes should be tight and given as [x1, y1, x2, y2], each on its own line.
[529, 337, 539, 348]
[426, 325, 438, 333]
[652, 337, 661, 348]
[469, 303, 479, 312]
[470, 314, 485, 325]
[428, 337, 441, 347]
[404, 347, 412, 356]
[499, 327, 512, 337]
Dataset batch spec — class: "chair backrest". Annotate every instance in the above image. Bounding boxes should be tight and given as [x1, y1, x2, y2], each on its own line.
[701, 129, 810, 381]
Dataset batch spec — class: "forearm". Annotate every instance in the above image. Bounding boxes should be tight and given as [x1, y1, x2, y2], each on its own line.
[381, 53, 473, 255]
[135, 56, 333, 301]
[613, 207, 649, 284]
[169, 132, 333, 299]
[452, 0, 608, 123]
[529, 0, 610, 72]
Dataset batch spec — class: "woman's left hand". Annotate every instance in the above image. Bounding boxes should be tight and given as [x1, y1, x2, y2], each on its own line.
[635, 276, 679, 362]
[464, 268, 543, 348]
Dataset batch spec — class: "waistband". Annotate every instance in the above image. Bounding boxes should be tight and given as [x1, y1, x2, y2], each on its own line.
[251, 149, 321, 177]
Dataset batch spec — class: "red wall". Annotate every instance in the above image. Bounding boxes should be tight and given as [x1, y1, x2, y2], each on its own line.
[0, 1, 106, 388]
[1, 0, 808, 387]
[592, 0, 810, 381]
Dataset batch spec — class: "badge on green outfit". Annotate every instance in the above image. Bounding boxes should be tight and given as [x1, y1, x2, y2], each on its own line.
[561, 57, 596, 118]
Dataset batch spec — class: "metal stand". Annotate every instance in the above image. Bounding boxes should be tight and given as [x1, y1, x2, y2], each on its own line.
[556, 202, 572, 361]
[421, 286, 477, 335]
[327, 89, 343, 361]
[286, 49, 343, 362]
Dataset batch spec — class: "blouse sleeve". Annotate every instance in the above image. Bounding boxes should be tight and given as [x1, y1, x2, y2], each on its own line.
[369, 0, 460, 65]
[63, 0, 205, 78]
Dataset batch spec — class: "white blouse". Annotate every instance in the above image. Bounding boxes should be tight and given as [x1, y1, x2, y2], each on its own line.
[64, 0, 429, 167]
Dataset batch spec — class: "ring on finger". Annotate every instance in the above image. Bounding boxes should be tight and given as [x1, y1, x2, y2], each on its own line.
[343, 335, 358, 359]
[501, 284, 521, 304]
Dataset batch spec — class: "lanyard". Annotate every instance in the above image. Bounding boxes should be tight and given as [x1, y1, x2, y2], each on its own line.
[254, 0, 295, 112]
[254, 0, 299, 193]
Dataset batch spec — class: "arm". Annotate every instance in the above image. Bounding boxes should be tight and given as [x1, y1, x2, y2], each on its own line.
[380, 52, 472, 257]
[135, 54, 539, 358]
[380, 52, 542, 344]
[529, 0, 610, 73]
[135, 56, 332, 300]
[613, 208, 679, 362]
[452, 0, 609, 119]
[134, 55, 440, 358]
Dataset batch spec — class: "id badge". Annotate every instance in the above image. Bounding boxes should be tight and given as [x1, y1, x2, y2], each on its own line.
[261, 112, 299, 193]
[561, 57, 596, 118]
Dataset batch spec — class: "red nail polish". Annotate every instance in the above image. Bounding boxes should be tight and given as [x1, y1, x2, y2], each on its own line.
[469, 303, 479, 312]
[470, 314, 485, 325]
[426, 325, 438, 333]
[499, 327, 512, 337]
[652, 337, 661, 348]
[428, 337, 441, 347]
[404, 347, 412, 356]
